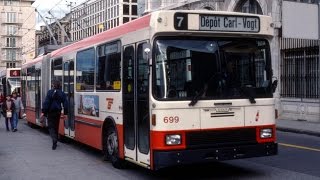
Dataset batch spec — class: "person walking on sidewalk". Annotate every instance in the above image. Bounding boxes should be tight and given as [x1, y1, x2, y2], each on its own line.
[2, 94, 15, 132]
[42, 80, 68, 150]
[0, 93, 4, 118]
[11, 92, 24, 132]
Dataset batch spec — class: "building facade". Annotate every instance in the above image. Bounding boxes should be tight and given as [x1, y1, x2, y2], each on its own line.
[145, 0, 320, 122]
[71, 0, 139, 42]
[0, 0, 35, 70]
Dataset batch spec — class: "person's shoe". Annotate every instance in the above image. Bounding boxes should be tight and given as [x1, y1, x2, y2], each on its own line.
[52, 143, 57, 150]
[13, 129, 17, 132]
[6, 129, 10, 131]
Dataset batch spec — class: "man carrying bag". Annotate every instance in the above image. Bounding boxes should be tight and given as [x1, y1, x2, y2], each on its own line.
[42, 80, 68, 150]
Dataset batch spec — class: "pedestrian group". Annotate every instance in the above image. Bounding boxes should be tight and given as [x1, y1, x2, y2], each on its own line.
[1, 92, 24, 132]
[1, 80, 68, 152]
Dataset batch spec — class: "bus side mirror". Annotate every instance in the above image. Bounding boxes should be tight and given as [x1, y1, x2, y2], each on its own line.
[143, 43, 152, 62]
[271, 80, 278, 93]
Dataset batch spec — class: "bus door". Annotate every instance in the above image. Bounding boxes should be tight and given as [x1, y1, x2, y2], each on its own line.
[35, 68, 41, 122]
[123, 42, 150, 167]
[63, 61, 75, 138]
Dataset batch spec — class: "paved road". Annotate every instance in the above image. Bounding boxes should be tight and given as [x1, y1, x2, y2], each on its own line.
[1, 119, 320, 180]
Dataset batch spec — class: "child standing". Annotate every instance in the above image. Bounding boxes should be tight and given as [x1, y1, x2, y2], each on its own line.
[2, 95, 15, 132]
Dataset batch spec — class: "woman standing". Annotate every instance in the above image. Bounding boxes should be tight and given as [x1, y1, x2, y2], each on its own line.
[2, 95, 15, 132]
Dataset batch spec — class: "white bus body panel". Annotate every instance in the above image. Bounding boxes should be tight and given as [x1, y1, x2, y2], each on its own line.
[151, 98, 275, 131]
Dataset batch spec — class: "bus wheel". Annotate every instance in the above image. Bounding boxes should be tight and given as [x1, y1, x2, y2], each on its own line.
[104, 126, 126, 169]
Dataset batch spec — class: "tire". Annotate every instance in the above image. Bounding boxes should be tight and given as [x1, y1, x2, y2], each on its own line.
[104, 126, 126, 169]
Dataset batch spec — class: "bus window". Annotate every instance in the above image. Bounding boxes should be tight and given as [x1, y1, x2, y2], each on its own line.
[76, 48, 95, 91]
[51, 58, 63, 85]
[96, 41, 121, 91]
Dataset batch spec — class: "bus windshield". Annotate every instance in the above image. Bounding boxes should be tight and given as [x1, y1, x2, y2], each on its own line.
[153, 37, 273, 102]
[8, 78, 21, 94]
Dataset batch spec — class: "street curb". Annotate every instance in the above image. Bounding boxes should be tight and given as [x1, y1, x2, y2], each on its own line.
[277, 127, 320, 137]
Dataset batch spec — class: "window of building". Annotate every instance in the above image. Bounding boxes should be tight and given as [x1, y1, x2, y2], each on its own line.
[96, 41, 121, 91]
[280, 39, 319, 99]
[116, 5, 119, 16]
[235, 0, 263, 15]
[132, 5, 137, 15]
[4, 0, 19, 6]
[123, 17, 129, 23]
[6, 37, 16, 47]
[111, 8, 114, 18]
[7, 25, 18, 35]
[6, 49, 16, 61]
[6, 12, 17, 23]
[7, 63, 16, 68]
[76, 48, 95, 91]
[132, 0, 137, 2]
[123, 4, 130, 15]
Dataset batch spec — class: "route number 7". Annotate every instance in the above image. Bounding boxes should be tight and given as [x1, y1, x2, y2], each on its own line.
[174, 13, 188, 30]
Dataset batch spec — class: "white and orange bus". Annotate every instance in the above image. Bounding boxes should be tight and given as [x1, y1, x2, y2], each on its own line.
[0, 67, 21, 96]
[21, 10, 278, 170]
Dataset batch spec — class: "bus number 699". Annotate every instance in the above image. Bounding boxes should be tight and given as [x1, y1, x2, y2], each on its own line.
[163, 116, 180, 123]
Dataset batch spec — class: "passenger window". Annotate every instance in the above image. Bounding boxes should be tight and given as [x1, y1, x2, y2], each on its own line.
[76, 48, 95, 91]
[96, 41, 121, 91]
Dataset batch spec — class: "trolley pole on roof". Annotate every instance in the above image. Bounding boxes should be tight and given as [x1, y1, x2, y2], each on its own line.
[48, 11, 71, 43]
[35, 8, 58, 45]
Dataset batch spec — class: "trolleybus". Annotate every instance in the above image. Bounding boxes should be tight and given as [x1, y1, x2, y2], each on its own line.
[0, 68, 21, 96]
[22, 10, 278, 170]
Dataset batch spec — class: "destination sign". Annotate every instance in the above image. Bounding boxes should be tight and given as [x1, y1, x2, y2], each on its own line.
[199, 15, 260, 32]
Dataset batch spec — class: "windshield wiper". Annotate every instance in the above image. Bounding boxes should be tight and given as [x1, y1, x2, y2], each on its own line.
[240, 86, 256, 104]
[188, 85, 207, 106]
[188, 72, 220, 106]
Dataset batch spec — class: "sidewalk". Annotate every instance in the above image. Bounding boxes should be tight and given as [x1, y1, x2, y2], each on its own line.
[276, 119, 320, 137]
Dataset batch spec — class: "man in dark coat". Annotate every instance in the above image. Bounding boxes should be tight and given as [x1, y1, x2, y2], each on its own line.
[42, 80, 68, 150]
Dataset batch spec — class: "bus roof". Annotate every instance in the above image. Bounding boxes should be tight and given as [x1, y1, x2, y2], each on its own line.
[22, 55, 45, 69]
[36, 10, 274, 60]
[51, 14, 151, 58]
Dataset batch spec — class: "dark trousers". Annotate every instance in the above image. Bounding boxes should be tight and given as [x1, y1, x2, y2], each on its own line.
[47, 111, 61, 144]
[5, 117, 14, 131]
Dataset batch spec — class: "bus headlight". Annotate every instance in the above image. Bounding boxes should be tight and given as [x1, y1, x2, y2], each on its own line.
[260, 128, 273, 138]
[166, 134, 181, 145]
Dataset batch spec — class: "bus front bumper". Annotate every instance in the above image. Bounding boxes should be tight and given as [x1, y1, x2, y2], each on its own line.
[153, 142, 277, 170]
